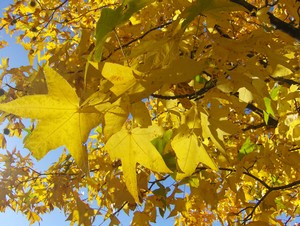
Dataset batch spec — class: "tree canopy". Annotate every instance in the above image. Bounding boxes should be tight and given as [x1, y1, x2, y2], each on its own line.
[0, 0, 300, 225]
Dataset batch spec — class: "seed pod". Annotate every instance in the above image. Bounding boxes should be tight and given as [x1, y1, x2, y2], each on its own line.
[3, 128, 10, 135]
[31, 27, 38, 32]
[30, 0, 36, 7]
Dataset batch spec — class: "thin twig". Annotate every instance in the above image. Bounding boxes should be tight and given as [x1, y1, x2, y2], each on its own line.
[113, 29, 128, 65]
[243, 190, 271, 223]
[99, 201, 128, 226]
[102, 20, 173, 61]
[151, 79, 217, 100]
[148, 175, 170, 191]
[230, 0, 300, 40]
[197, 166, 300, 223]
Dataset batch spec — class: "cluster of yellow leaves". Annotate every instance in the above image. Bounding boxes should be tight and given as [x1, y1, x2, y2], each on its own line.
[0, 0, 300, 225]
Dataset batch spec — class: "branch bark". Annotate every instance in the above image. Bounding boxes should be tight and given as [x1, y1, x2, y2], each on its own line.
[196, 166, 300, 223]
[230, 0, 300, 40]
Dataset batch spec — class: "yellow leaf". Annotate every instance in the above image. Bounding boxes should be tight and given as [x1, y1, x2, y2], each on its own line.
[238, 87, 253, 103]
[109, 215, 121, 226]
[272, 64, 293, 77]
[103, 96, 130, 139]
[200, 111, 226, 154]
[0, 134, 6, 149]
[0, 65, 101, 174]
[131, 101, 152, 127]
[182, 0, 243, 28]
[105, 126, 171, 202]
[131, 212, 150, 225]
[67, 194, 95, 226]
[0, 57, 9, 70]
[149, 57, 205, 84]
[217, 78, 234, 93]
[76, 29, 92, 56]
[101, 62, 138, 96]
[247, 221, 270, 226]
[129, 16, 141, 25]
[171, 126, 217, 180]
[0, 40, 8, 49]
[27, 211, 41, 225]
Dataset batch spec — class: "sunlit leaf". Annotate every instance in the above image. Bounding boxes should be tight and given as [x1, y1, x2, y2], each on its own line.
[101, 62, 139, 96]
[171, 126, 217, 180]
[0, 65, 101, 173]
[238, 137, 256, 160]
[238, 87, 253, 103]
[263, 97, 275, 124]
[272, 64, 293, 77]
[94, 0, 154, 61]
[105, 126, 171, 202]
[151, 129, 173, 154]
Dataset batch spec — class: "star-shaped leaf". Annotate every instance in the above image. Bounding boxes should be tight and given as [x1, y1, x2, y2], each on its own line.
[171, 126, 218, 180]
[0, 65, 101, 173]
[105, 126, 172, 202]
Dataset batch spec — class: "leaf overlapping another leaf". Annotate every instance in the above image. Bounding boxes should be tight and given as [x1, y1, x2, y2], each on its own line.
[105, 126, 171, 202]
[94, 0, 154, 61]
[171, 126, 218, 180]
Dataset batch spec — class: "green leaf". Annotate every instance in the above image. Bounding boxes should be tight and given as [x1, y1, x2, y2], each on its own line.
[188, 176, 200, 188]
[270, 85, 281, 100]
[263, 110, 270, 125]
[238, 137, 256, 160]
[264, 97, 275, 116]
[151, 129, 173, 154]
[194, 74, 207, 84]
[162, 152, 177, 172]
[263, 97, 275, 124]
[94, 0, 153, 61]
[94, 7, 122, 61]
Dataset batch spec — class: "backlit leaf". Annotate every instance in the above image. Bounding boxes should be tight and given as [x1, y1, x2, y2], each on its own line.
[0, 65, 101, 173]
[105, 126, 171, 202]
[101, 62, 138, 96]
[238, 137, 256, 160]
[171, 126, 217, 180]
[263, 97, 275, 124]
[238, 87, 253, 103]
[131, 101, 152, 127]
[151, 129, 173, 154]
[103, 96, 129, 139]
[272, 64, 293, 77]
[94, 0, 153, 61]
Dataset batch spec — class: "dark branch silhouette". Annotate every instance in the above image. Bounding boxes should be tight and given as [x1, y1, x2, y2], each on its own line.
[230, 0, 300, 40]
[196, 166, 300, 223]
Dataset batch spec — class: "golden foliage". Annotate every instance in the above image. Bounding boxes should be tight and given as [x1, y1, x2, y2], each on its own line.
[0, 0, 300, 225]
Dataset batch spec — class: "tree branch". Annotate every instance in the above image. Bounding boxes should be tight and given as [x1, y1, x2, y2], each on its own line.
[148, 175, 170, 191]
[99, 201, 128, 226]
[230, 0, 300, 40]
[269, 75, 300, 86]
[245, 102, 278, 127]
[102, 20, 173, 61]
[243, 190, 272, 223]
[196, 166, 300, 223]
[151, 79, 217, 100]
